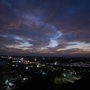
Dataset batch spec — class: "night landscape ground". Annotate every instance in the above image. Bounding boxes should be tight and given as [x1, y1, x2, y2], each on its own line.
[0, 56, 90, 90]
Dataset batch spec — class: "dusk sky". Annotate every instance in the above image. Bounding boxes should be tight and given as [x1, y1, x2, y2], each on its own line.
[0, 0, 90, 57]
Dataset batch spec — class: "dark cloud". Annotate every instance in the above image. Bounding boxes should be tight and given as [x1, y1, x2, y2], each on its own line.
[0, 0, 90, 56]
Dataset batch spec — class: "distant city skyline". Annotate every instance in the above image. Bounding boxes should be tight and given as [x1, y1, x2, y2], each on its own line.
[0, 0, 90, 57]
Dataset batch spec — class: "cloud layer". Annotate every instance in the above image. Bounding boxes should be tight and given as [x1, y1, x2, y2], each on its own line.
[0, 0, 90, 56]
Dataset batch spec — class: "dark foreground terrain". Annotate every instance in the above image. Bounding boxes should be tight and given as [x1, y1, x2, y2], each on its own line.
[0, 56, 90, 90]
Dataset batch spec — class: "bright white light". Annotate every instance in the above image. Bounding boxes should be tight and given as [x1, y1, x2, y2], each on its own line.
[26, 67, 29, 70]
[34, 58, 37, 61]
[54, 61, 58, 65]
[20, 58, 23, 60]
[9, 82, 14, 86]
[37, 64, 40, 68]
[23, 78, 28, 81]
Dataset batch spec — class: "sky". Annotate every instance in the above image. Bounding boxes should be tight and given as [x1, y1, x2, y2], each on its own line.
[0, 0, 90, 57]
